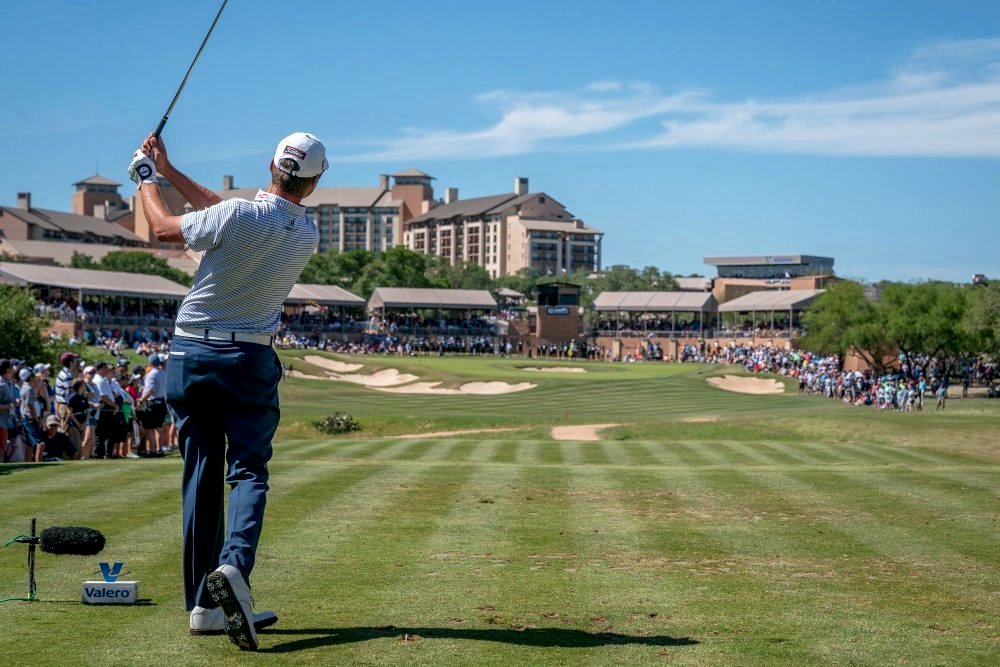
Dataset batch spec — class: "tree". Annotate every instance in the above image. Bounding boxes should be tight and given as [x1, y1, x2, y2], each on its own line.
[882, 282, 968, 376]
[99, 251, 192, 286]
[495, 268, 540, 301]
[351, 247, 434, 299]
[964, 282, 1000, 358]
[70, 251, 99, 269]
[0, 284, 48, 363]
[299, 249, 376, 287]
[71, 250, 192, 286]
[427, 258, 492, 290]
[801, 280, 893, 373]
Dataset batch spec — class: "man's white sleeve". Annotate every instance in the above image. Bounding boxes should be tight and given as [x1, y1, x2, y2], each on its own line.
[180, 199, 242, 252]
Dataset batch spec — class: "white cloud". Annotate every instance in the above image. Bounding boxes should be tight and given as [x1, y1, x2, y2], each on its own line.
[339, 38, 1000, 162]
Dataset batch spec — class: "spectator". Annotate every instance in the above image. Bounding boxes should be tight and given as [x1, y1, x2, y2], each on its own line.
[80, 366, 100, 460]
[112, 374, 136, 459]
[42, 414, 76, 462]
[138, 354, 168, 456]
[34, 363, 54, 417]
[67, 379, 90, 460]
[19, 368, 47, 463]
[0, 359, 17, 461]
[55, 352, 81, 454]
[92, 362, 119, 459]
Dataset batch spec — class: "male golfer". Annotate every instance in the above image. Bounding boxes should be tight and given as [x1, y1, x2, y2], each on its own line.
[128, 131, 324, 651]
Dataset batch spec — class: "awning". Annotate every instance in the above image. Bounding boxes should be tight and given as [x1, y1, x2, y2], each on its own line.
[0, 262, 189, 299]
[718, 289, 825, 312]
[592, 291, 717, 313]
[286, 283, 365, 307]
[495, 287, 525, 299]
[368, 288, 497, 310]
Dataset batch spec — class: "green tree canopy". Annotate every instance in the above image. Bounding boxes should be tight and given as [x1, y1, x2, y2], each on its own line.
[963, 282, 1000, 358]
[801, 280, 893, 373]
[299, 249, 376, 287]
[0, 284, 48, 363]
[71, 250, 192, 286]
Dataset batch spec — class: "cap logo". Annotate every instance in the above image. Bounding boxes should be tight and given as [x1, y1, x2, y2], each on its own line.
[283, 145, 307, 160]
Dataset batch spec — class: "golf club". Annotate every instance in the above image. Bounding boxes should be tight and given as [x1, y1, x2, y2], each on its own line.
[153, 0, 229, 138]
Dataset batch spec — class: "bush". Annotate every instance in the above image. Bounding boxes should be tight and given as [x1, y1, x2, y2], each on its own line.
[313, 412, 361, 435]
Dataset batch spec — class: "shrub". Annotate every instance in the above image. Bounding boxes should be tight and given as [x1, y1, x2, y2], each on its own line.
[313, 412, 361, 435]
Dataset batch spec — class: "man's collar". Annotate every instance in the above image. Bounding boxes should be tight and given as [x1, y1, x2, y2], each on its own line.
[254, 190, 306, 215]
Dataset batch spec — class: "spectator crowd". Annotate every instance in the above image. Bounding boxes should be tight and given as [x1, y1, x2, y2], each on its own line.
[0, 351, 177, 463]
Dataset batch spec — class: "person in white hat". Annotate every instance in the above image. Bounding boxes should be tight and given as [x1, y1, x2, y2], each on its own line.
[127, 132, 322, 650]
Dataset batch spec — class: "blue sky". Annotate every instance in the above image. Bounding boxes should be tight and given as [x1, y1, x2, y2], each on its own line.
[2, 0, 999, 282]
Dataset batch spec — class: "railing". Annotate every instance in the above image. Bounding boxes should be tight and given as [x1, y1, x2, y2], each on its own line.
[593, 328, 797, 339]
[367, 325, 499, 337]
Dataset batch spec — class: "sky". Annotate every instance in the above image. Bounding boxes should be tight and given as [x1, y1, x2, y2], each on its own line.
[2, 0, 999, 282]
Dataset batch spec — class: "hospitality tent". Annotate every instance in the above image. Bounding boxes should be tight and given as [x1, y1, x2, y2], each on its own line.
[717, 289, 825, 332]
[286, 283, 365, 307]
[592, 291, 718, 334]
[368, 288, 497, 311]
[0, 262, 188, 299]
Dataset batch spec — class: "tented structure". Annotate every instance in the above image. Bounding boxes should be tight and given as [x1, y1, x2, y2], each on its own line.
[592, 291, 718, 336]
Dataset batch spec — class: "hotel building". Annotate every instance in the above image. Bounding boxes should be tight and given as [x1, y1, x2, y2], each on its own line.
[403, 177, 603, 278]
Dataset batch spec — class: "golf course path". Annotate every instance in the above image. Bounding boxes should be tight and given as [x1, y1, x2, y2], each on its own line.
[551, 423, 623, 441]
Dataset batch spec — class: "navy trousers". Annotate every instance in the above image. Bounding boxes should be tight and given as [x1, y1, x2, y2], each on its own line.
[166, 336, 282, 611]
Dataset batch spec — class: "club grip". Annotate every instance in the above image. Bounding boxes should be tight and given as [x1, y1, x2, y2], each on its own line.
[153, 117, 168, 139]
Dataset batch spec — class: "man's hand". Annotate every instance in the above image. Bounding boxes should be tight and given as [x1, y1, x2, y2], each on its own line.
[141, 133, 172, 174]
[128, 150, 158, 188]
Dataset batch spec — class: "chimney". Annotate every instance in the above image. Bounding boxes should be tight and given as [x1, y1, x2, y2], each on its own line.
[94, 203, 107, 220]
[223, 175, 234, 190]
[515, 177, 528, 196]
[16, 192, 31, 210]
[445, 187, 459, 204]
[128, 195, 136, 211]
[379, 174, 390, 190]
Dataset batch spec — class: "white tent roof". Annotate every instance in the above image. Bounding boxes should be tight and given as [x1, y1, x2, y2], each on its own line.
[0, 262, 189, 299]
[718, 289, 825, 312]
[286, 283, 365, 307]
[368, 288, 497, 310]
[592, 291, 717, 312]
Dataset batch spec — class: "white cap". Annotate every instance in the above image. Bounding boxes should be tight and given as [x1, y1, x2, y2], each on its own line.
[273, 132, 328, 178]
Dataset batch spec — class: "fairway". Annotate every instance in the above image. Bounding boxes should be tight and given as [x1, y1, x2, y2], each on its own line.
[2, 356, 998, 665]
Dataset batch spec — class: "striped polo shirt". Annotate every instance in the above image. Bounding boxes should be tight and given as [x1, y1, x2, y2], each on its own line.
[177, 190, 318, 334]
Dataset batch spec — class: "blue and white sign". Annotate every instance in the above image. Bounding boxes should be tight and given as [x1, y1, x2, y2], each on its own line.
[82, 580, 138, 604]
[83, 561, 137, 604]
[99, 561, 124, 582]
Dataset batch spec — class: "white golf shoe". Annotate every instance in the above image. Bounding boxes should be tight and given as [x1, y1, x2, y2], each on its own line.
[189, 604, 278, 636]
[205, 564, 261, 650]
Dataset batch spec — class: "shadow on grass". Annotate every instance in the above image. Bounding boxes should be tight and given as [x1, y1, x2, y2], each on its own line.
[261, 626, 698, 653]
[0, 463, 63, 476]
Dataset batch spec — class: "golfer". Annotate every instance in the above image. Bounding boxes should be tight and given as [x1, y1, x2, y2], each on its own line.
[128, 131, 324, 651]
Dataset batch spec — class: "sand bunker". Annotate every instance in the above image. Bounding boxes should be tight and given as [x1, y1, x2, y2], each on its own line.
[303, 355, 363, 373]
[521, 367, 587, 374]
[288, 368, 417, 386]
[681, 417, 720, 423]
[551, 423, 623, 441]
[707, 375, 785, 395]
[376, 381, 536, 395]
[330, 369, 419, 387]
[389, 428, 521, 439]
[287, 370, 326, 380]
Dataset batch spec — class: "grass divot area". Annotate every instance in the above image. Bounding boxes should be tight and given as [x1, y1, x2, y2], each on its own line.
[2, 357, 998, 664]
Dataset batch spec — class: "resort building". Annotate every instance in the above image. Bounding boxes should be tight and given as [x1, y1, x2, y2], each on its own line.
[212, 170, 436, 254]
[403, 177, 603, 278]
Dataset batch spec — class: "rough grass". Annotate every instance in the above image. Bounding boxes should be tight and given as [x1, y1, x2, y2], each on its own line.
[1, 354, 997, 665]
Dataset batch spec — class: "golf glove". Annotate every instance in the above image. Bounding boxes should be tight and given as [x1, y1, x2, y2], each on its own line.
[127, 150, 158, 187]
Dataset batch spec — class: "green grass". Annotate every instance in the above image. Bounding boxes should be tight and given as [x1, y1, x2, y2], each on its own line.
[1, 354, 998, 665]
